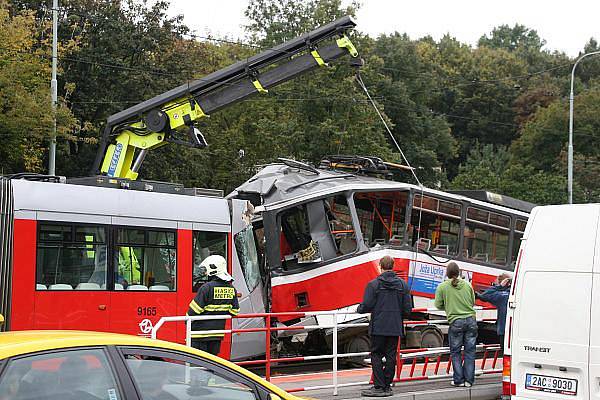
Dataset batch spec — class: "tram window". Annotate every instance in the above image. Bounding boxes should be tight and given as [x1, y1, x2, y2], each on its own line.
[115, 228, 176, 291]
[193, 231, 227, 292]
[279, 195, 356, 270]
[463, 207, 510, 265]
[235, 226, 261, 292]
[37, 223, 108, 290]
[326, 195, 356, 256]
[253, 224, 266, 271]
[409, 195, 461, 255]
[279, 204, 313, 269]
[353, 191, 409, 247]
[511, 218, 528, 266]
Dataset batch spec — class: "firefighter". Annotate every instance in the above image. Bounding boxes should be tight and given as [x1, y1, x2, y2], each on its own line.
[187, 255, 239, 355]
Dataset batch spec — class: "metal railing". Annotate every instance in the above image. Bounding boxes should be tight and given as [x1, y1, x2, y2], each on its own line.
[151, 307, 500, 395]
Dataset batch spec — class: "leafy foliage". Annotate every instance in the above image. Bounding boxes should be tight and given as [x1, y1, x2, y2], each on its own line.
[0, 0, 76, 173]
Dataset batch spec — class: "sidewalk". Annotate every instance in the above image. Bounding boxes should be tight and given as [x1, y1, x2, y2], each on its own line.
[302, 375, 501, 400]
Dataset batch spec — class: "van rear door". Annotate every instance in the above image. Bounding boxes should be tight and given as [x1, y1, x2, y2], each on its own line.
[590, 216, 600, 400]
[511, 204, 599, 400]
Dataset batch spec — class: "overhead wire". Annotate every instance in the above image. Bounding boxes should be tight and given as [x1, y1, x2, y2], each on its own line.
[355, 70, 432, 287]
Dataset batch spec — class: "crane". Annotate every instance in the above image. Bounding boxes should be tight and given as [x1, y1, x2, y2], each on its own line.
[91, 16, 359, 180]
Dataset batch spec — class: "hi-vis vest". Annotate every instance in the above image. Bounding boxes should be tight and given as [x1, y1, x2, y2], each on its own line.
[187, 278, 240, 339]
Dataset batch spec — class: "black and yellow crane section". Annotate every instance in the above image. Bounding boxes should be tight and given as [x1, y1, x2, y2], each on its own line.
[93, 16, 360, 180]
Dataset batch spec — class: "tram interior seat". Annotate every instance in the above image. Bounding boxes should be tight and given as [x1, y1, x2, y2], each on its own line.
[99, 283, 124, 290]
[149, 285, 170, 291]
[75, 283, 101, 290]
[49, 284, 73, 290]
[36, 284, 47, 290]
[493, 257, 507, 265]
[474, 253, 489, 262]
[389, 234, 403, 246]
[127, 284, 149, 291]
[416, 238, 431, 251]
[433, 244, 449, 254]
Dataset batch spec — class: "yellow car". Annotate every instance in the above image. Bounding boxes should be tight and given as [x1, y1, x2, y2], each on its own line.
[0, 331, 301, 400]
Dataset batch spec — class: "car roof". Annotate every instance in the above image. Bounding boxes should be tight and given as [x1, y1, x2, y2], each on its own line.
[0, 330, 194, 358]
[0, 330, 296, 398]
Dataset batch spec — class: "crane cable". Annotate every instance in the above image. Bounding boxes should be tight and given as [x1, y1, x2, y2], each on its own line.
[355, 71, 451, 291]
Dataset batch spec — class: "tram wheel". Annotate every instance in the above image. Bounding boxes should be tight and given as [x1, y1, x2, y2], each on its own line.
[419, 327, 444, 349]
[343, 335, 371, 367]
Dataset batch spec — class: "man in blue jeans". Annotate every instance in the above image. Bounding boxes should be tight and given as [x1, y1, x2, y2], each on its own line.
[435, 262, 477, 387]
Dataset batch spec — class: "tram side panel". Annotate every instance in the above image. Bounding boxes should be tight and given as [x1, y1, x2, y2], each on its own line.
[6, 180, 244, 355]
[11, 218, 37, 330]
[270, 249, 499, 315]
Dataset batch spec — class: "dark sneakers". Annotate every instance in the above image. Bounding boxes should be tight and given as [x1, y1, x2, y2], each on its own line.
[361, 387, 392, 397]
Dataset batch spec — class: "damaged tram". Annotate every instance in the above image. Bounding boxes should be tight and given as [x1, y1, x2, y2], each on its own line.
[230, 157, 533, 354]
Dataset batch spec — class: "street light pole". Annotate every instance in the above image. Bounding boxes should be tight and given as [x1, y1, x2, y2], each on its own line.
[568, 50, 600, 204]
[48, 0, 58, 176]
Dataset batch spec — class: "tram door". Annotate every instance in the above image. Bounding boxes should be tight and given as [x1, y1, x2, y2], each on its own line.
[230, 200, 266, 360]
[109, 225, 178, 340]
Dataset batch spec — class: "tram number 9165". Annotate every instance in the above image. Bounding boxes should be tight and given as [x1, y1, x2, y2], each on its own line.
[137, 306, 157, 316]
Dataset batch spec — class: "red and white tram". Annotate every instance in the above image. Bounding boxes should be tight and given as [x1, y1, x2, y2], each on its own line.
[230, 158, 532, 349]
[0, 176, 267, 360]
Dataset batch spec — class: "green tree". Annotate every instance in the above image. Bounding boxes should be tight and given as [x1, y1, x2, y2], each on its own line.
[450, 144, 509, 191]
[450, 144, 569, 205]
[478, 24, 546, 53]
[510, 87, 600, 174]
[0, 0, 76, 173]
[499, 164, 567, 205]
[245, 0, 358, 45]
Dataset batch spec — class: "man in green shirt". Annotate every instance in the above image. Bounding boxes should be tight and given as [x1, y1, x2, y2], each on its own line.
[434, 262, 477, 387]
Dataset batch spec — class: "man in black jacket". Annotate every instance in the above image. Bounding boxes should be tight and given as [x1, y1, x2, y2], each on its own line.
[358, 256, 412, 397]
[187, 255, 240, 355]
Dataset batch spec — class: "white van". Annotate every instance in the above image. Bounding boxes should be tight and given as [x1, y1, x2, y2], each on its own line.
[503, 204, 600, 400]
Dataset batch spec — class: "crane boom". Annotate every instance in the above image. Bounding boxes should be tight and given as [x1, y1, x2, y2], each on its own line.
[92, 16, 359, 180]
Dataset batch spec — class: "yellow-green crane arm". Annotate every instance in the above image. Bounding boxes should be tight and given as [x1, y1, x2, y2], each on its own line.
[91, 16, 359, 180]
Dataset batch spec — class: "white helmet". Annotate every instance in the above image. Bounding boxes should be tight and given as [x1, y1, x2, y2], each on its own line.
[201, 255, 233, 282]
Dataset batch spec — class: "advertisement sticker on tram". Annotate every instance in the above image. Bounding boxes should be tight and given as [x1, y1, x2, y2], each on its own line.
[408, 261, 473, 295]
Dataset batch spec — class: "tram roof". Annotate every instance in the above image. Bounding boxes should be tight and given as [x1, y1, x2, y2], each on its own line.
[9, 179, 232, 227]
[230, 163, 532, 216]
